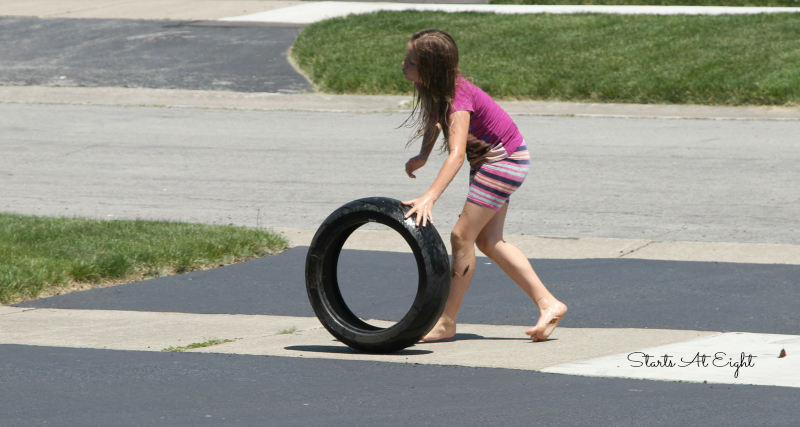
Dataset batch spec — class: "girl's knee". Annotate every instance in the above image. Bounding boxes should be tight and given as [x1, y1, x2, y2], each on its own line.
[450, 227, 468, 247]
[450, 226, 476, 256]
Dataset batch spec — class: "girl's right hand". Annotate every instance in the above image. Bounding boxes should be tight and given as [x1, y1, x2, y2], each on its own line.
[405, 154, 428, 178]
[402, 193, 436, 227]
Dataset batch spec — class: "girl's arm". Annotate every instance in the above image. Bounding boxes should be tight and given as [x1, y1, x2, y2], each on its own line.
[402, 110, 470, 227]
[405, 124, 441, 178]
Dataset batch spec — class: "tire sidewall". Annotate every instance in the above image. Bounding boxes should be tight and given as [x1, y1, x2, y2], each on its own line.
[305, 197, 450, 353]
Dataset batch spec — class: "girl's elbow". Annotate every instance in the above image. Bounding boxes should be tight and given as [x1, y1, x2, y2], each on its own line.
[448, 153, 465, 167]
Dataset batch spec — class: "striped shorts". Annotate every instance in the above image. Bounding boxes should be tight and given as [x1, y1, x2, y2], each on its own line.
[467, 143, 530, 211]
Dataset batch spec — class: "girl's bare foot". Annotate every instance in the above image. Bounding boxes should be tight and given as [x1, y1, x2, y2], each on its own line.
[526, 300, 567, 342]
[421, 318, 456, 342]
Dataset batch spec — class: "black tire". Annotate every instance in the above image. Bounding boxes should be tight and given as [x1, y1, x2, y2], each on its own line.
[305, 197, 450, 353]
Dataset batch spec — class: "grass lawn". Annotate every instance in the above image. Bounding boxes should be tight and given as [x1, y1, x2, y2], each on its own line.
[0, 214, 288, 304]
[491, 0, 799, 5]
[292, 11, 800, 105]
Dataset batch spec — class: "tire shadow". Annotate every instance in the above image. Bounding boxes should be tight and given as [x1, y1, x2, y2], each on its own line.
[284, 345, 433, 355]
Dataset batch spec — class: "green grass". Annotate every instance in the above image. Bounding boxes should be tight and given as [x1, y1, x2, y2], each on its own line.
[292, 11, 800, 105]
[161, 338, 236, 352]
[0, 214, 289, 304]
[491, 0, 799, 6]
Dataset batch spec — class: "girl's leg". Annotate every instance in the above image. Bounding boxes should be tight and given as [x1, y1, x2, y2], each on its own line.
[475, 203, 567, 341]
[421, 201, 498, 341]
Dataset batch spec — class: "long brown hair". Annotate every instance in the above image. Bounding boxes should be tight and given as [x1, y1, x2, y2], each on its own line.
[404, 29, 462, 151]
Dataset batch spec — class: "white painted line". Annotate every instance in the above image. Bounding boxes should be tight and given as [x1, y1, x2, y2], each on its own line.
[219, 2, 800, 25]
[542, 332, 800, 388]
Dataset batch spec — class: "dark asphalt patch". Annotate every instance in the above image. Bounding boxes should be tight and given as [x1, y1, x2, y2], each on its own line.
[17, 247, 800, 335]
[2, 344, 798, 427]
[0, 17, 312, 93]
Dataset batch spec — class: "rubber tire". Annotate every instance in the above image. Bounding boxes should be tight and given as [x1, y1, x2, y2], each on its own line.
[305, 197, 450, 353]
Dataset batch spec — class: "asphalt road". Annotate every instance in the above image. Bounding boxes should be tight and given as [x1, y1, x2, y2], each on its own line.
[0, 16, 311, 93]
[4, 344, 799, 427]
[2, 103, 799, 244]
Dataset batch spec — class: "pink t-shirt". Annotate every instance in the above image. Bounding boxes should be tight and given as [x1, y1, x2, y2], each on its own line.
[450, 77, 524, 159]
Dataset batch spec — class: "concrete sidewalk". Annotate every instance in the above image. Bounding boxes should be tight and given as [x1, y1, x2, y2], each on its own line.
[221, 1, 800, 25]
[0, 306, 713, 371]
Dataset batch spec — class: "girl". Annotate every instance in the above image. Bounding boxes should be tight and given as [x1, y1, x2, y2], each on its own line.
[400, 29, 567, 342]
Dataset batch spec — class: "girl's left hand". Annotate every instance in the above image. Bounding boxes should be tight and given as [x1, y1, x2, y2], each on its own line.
[405, 154, 428, 178]
[402, 194, 436, 227]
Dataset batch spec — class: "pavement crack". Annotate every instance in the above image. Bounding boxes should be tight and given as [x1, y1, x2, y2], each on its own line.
[619, 240, 655, 258]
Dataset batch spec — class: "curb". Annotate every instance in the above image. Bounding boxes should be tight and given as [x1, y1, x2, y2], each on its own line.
[273, 228, 800, 265]
[3, 86, 799, 121]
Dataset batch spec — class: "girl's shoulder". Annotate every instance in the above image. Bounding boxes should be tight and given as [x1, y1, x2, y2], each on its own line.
[454, 76, 477, 101]
[454, 76, 496, 112]
[455, 76, 476, 92]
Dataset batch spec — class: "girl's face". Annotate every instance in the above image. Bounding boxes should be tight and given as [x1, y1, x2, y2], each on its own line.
[402, 43, 420, 83]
